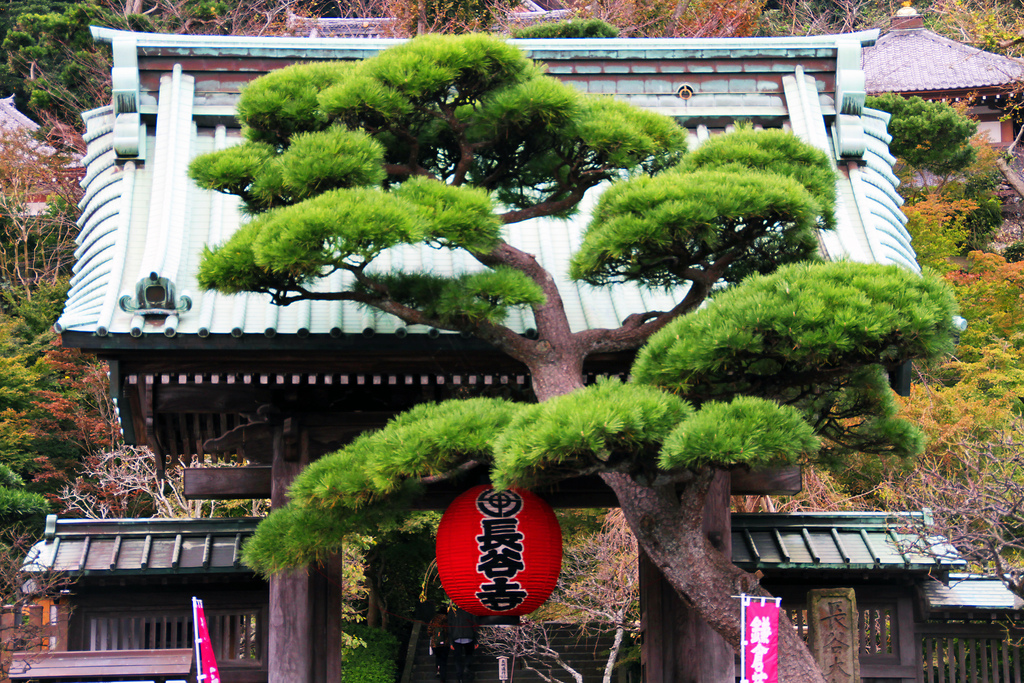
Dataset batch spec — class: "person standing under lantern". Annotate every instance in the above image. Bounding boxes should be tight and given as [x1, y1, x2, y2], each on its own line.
[428, 606, 451, 681]
[449, 606, 477, 683]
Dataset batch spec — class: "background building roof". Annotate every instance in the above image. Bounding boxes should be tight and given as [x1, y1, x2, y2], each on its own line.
[0, 95, 39, 133]
[863, 16, 1024, 94]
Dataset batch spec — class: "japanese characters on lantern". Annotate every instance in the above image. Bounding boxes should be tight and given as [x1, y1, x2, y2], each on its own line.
[475, 489, 528, 611]
[436, 485, 562, 617]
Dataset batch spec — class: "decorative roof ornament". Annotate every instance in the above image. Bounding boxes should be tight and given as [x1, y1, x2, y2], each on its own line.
[892, 3, 924, 30]
[118, 272, 192, 337]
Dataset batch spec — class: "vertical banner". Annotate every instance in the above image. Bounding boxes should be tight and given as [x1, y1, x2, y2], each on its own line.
[192, 597, 222, 683]
[741, 595, 780, 683]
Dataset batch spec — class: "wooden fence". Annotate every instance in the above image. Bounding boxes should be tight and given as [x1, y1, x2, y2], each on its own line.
[919, 623, 1024, 683]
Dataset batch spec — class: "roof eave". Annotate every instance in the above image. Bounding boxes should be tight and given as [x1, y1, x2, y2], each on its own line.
[89, 25, 880, 58]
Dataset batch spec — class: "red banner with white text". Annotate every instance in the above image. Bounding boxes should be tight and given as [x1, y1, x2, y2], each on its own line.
[742, 597, 779, 683]
[192, 597, 222, 683]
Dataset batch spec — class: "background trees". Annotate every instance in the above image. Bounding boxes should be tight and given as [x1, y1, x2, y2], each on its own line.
[188, 33, 957, 681]
[488, 509, 639, 683]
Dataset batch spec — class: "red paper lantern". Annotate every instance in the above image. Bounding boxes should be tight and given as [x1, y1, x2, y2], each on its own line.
[436, 485, 562, 616]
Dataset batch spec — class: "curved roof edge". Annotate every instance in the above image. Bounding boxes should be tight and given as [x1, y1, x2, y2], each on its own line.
[89, 25, 879, 56]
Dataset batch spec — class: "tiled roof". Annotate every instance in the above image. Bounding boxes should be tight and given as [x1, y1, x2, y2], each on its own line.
[56, 30, 918, 342]
[731, 512, 965, 571]
[863, 26, 1024, 94]
[24, 515, 259, 576]
[28, 512, 972, 580]
[0, 95, 39, 132]
[923, 573, 1024, 612]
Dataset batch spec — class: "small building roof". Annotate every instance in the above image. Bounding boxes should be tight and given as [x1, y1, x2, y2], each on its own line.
[24, 515, 260, 577]
[731, 512, 965, 573]
[0, 95, 39, 133]
[863, 14, 1024, 95]
[923, 573, 1024, 612]
[32, 514, 1024, 616]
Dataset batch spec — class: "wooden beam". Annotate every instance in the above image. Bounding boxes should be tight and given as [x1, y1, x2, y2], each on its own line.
[184, 467, 272, 499]
[183, 466, 802, 502]
[156, 385, 273, 413]
[730, 465, 802, 495]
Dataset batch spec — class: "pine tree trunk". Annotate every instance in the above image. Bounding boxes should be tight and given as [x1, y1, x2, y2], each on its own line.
[524, 349, 585, 402]
[601, 470, 827, 683]
[526, 356, 826, 681]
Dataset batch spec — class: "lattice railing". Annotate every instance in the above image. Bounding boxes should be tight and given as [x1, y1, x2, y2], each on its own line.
[920, 625, 1024, 683]
[87, 609, 263, 664]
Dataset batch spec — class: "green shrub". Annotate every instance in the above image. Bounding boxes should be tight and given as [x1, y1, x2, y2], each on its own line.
[341, 623, 400, 683]
[512, 18, 619, 38]
[1003, 240, 1024, 263]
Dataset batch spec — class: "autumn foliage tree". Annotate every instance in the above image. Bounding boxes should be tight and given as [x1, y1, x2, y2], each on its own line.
[570, 0, 765, 37]
[189, 34, 957, 682]
[0, 124, 118, 501]
[0, 128, 80, 297]
[867, 94, 1003, 253]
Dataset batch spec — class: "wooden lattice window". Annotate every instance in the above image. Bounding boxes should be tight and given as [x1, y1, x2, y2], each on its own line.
[87, 609, 262, 664]
[859, 604, 894, 656]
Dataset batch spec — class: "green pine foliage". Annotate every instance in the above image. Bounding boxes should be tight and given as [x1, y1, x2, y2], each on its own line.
[355, 267, 545, 326]
[288, 398, 519, 509]
[632, 261, 957, 397]
[192, 37, 961, 588]
[491, 379, 693, 489]
[193, 33, 686, 308]
[197, 187, 426, 293]
[632, 261, 955, 467]
[0, 463, 48, 534]
[658, 396, 818, 470]
[2, 2, 118, 125]
[677, 127, 837, 230]
[570, 128, 837, 287]
[569, 168, 822, 287]
[235, 62, 356, 147]
[1003, 241, 1024, 263]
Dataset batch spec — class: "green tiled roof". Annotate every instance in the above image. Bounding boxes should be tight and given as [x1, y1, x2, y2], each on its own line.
[731, 512, 965, 571]
[24, 515, 259, 576]
[56, 29, 919, 344]
[28, 512, 967, 578]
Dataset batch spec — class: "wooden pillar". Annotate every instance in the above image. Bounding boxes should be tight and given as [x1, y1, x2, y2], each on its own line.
[313, 552, 344, 683]
[269, 422, 343, 683]
[640, 471, 735, 683]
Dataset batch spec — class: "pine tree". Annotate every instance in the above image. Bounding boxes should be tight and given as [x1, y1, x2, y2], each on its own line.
[189, 34, 958, 682]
